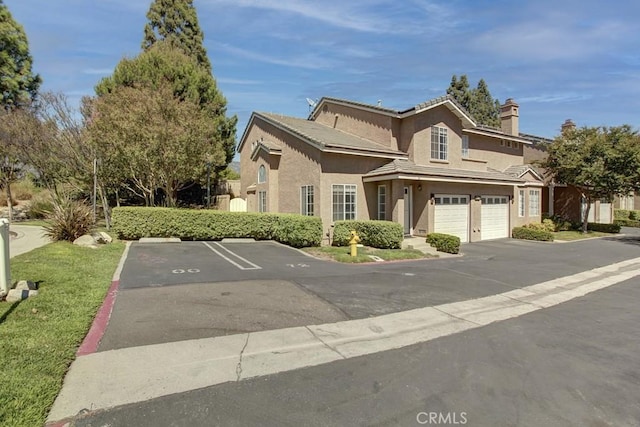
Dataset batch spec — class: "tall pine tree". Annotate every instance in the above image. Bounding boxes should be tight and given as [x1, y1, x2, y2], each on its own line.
[139, 0, 237, 171]
[142, 0, 211, 72]
[446, 75, 500, 127]
[0, 0, 41, 108]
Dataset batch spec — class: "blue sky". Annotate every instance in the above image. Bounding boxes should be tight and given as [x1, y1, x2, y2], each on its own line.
[6, 0, 640, 148]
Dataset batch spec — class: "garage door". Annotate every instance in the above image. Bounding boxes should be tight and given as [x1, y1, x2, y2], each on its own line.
[434, 195, 469, 243]
[481, 196, 509, 240]
[599, 203, 612, 224]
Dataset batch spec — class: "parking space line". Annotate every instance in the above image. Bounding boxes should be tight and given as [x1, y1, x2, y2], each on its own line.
[202, 242, 262, 270]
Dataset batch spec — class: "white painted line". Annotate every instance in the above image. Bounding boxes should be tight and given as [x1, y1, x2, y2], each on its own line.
[202, 242, 262, 271]
[47, 257, 640, 423]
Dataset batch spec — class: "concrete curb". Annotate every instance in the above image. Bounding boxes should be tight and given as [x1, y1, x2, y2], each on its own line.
[138, 237, 181, 243]
[46, 256, 640, 424]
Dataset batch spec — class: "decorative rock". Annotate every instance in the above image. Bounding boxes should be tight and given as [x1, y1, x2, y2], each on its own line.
[6, 288, 38, 302]
[15, 280, 38, 291]
[99, 231, 113, 243]
[73, 234, 99, 249]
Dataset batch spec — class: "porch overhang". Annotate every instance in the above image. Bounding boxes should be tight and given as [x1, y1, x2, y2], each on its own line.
[362, 173, 522, 187]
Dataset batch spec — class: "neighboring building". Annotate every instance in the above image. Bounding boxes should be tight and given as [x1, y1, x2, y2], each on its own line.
[238, 95, 549, 244]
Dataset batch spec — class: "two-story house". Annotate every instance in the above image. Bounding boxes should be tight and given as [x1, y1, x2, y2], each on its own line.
[238, 96, 546, 244]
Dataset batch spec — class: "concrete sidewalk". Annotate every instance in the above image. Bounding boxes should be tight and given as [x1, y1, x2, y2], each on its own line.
[402, 236, 459, 258]
[9, 224, 50, 258]
[46, 256, 640, 425]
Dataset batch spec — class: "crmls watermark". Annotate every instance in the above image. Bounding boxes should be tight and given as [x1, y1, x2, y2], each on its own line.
[416, 411, 468, 425]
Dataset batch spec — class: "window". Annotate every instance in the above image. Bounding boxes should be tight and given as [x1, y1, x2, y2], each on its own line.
[258, 165, 266, 184]
[519, 190, 525, 217]
[258, 191, 267, 212]
[377, 185, 386, 220]
[332, 184, 356, 221]
[431, 126, 448, 160]
[300, 185, 314, 216]
[461, 135, 469, 158]
[529, 189, 540, 216]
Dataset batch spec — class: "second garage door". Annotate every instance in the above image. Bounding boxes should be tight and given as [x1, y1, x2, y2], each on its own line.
[434, 195, 469, 243]
[481, 196, 509, 240]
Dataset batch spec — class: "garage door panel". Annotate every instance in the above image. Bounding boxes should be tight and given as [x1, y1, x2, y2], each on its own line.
[481, 196, 509, 240]
[434, 195, 469, 243]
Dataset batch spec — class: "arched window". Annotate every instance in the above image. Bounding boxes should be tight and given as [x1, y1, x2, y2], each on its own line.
[258, 165, 266, 183]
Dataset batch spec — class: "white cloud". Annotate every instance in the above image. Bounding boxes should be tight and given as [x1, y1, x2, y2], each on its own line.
[215, 43, 338, 69]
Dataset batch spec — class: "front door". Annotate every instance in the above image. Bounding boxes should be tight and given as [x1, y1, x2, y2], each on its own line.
[404, 186, 413, 235]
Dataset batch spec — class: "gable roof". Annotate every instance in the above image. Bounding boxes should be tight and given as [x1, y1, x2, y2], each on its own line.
[503, 164, 545, 181]
[363, 159, 525, 186]
[238, 112, 407, 159]
[310, 95, 477, 128]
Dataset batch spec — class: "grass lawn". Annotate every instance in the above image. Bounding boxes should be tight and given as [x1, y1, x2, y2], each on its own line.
[553, 230, 613, 241]
[0, 241, 125, 427]
[303, 245, 431, 263]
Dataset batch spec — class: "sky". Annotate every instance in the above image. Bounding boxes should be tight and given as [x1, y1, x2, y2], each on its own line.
[5, 0, 640, 151]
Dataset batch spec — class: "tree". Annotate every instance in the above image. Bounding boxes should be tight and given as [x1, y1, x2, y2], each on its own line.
[446, 74, 471, 111]
[446, 75, 501, 127]
[142, 0, 211, 72]
[542, 125, 640, 232]
[0, 0, 41, 108]
[89, 82, 223, 207]
[94, 43, 234, 205]
[0, 0, 41, 220]
[470, 79, 501, 128]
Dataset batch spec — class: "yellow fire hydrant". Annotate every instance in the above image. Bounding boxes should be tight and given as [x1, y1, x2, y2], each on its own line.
[349, 230, 360, 257]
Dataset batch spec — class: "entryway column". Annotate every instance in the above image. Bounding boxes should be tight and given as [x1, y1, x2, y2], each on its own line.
[548, 182, 555, 216]
[391, 180, 405, 231]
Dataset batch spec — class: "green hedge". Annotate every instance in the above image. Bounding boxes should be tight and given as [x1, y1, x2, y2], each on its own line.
[332, 220, 404, 249]
[426, 233, 461, 254]
[512, 226, 554, 241]
[111, 207, 323, 247]
[614, 209, 640, 221]
[587, 222, 621, 233]
[615, 219, 640, 228]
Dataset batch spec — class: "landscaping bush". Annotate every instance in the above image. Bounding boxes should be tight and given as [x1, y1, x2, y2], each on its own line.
[26, 191, 54, 219]
[525, 219, 556, 233]
[332, 220, 404, 249]
[111, 207, 323, 247]
[426, 233, 461, 254]
[614, 209, 640, 222]
[512, 226, 554, 241]
[43, 197, 95, 242]
[615, 219, 640, 228]
[587, 222, 621, 233]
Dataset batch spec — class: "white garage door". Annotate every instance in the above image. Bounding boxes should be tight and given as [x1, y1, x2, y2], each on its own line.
[481, 196, 509, 240]
[599, 203, 612, 224]
[434, 195, 469, 243]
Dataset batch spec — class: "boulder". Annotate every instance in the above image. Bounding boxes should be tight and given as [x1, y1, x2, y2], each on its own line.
[73, 234, 99, 249]
[98, 231, 113, 243]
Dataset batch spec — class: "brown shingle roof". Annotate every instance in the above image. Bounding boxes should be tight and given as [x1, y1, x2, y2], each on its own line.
[258, 112, 406, 157]
[364, 159, 524, 184]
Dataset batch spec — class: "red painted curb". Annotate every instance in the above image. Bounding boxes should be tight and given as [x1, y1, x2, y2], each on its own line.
[77, 279, 120, 356]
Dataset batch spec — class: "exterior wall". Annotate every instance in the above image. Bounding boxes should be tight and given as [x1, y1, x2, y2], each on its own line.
[523, 142, 548, 164]
[409, 105, 523, 172]
[319, 153, 389, 242]
[239, 119, 322, 216]
[554, 186, 582, 222]
[313, 102, 398, 150]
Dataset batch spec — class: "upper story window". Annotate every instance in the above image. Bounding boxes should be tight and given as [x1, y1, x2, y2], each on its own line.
[461, 135, 469, 158]
[431, 126, 448, 161]
[258, 164, 266, 184]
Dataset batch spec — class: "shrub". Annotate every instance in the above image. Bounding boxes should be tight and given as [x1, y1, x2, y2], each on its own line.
[111, 207, 322, 248]
[615, 219, 640, 228]
[614, 209, 631, 220]
[512, 226, 554, 241]
[332, 220, 404, 249]
[43, 197, 95, 242]
[12, 179, 38, 200]
[587, 222, 621, 233]
[525, 220, 555, 233]
[26, 191, 54, 219]
[426, 233, 461, 254]
[630, 210, 640, 221]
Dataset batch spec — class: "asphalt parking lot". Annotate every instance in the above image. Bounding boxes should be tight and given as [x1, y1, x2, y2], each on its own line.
[97, 232, 640, 352]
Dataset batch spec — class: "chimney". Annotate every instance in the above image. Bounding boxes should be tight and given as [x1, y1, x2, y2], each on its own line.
[500, 98, 519, 136]
[561, 119, 576, 134]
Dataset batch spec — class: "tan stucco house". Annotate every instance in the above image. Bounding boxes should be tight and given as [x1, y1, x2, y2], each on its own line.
[238, 95, 550, 244]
